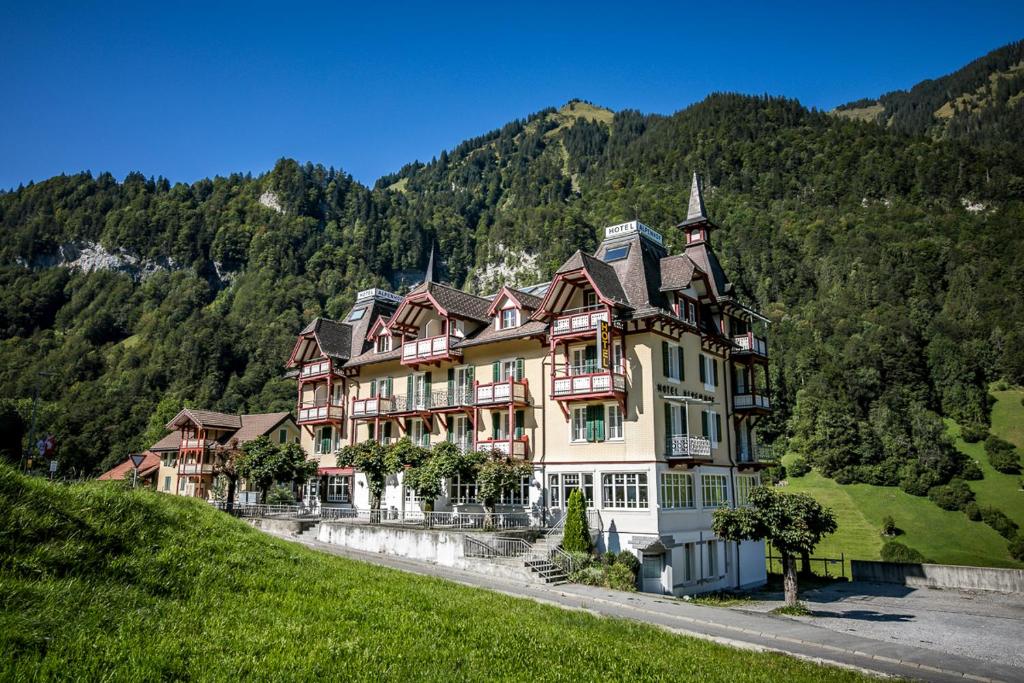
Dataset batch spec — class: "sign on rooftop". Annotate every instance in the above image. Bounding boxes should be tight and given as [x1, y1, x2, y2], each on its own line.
[356, 288, 402, 304]
[604, 220, 663, 246]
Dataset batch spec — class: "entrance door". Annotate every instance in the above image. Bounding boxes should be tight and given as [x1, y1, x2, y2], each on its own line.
[641, 553, 665, 593]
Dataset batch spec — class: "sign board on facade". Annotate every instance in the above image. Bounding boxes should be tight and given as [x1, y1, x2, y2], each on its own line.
[598, 319, 610, 369]
[355, 288, 402, 304]
[604, 220, 664, 246]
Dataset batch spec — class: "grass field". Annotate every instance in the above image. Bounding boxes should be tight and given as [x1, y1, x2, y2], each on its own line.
[783, 388, 1024, 569]
[0, 465, 869, 682]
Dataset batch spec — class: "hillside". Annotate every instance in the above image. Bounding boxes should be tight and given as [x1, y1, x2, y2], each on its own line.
[782, 389, 1024, 568]
[0, 466, 868, 681]
[834, 39, 1024, 149]
[2, 42, 1024, 485]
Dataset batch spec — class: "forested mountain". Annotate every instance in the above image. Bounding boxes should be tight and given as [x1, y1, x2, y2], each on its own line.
[2, 44, 1024, 492]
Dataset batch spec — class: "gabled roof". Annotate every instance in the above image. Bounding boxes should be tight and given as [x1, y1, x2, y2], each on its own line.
[98, 452, 161, 481]
[297, 317, 353, 361]
[391, 281, 492, 327]
[229, 412, 294, 445]
[684, 242, 732, 299]
[166, 408, 242, 431]
[659, 255, 699, 292]
[553, 250, 630, 306]
[149, 431, 182, 452]
[486, 285, 543, 316]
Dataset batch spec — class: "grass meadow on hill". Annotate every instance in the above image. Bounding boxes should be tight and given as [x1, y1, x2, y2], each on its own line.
[0, 465, 869, 682]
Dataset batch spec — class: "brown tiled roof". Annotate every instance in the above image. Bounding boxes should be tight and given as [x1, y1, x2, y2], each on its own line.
[684, 242, 731, 299]
[659, 255, 698, 291]
[511, 288, 543, 310]
[604, 233, 669, 312]
[228, 412, 293, 445]
[299, 317, 353, 360]
[166, 408, 241, 430]
[424, 282, 492, 322]
[149, 431, 181, 451]
[556, 251, 630, 307]
[459, 320, 548, 348]
[98, 452, 161, 481]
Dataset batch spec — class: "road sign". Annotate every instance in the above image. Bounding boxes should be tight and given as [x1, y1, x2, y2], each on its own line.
[129, 453, 146, 469]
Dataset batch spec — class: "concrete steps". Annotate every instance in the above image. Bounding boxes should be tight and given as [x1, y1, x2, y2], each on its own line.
[295, 521, 319, 541]
[525, 559, 568, 584]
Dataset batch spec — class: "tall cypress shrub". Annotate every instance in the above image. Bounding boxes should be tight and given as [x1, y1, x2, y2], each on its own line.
[562, 489, 592, 553]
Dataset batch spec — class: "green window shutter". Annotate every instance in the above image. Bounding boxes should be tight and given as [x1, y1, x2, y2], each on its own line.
[385, 377, 393, 397]
[368, 423, 375, 440]
[594, 405, 605, 442]
[701, 411, 709, 438]
[664, 403, 672, 438]
[467, 365, 474, 382]
[369, 379, 377, 397]
[447, 368, 455, 397]
[699, 355, 706, 383]
[492, 361, 500, 382]
[515, 358, 524, 381]
[677, 348, 685, 381]
[406, 374, 413, 398]
[662, 341, 669, 377]
[713, 360, 720, 387]
[714, 414, 722, 443]
[585, 405, 594, 442]
[446, 416, 453, 442]
[515, 410, 524, 438]
[424, 372, 432, 404]
[492, 412, 500, 439]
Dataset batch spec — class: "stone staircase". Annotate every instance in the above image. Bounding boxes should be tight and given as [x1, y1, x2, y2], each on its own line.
[294, 521, 320, 541]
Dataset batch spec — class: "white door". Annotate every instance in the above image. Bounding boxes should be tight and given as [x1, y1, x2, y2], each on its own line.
[641, 553, 665, 594]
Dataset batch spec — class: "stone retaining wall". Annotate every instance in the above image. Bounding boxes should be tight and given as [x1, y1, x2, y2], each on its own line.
[851, 560, 1024, 593]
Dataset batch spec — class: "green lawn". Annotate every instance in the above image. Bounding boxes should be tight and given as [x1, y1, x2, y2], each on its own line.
[781, 388, 1024, 569]
[0, 466, 868, 682]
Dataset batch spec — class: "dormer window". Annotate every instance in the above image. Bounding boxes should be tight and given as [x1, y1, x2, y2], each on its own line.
[498, 308, 518, 330]
[583, 291, 598, 308]
[376, 335, 392, 353]
[348, 307, 367, 321]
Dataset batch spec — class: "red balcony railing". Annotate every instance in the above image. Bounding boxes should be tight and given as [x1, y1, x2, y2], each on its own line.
[476, 436, 529, 458]
[300, 360, 335, 379]
[550, 306, 609, 337]
[732, 333, 768, 357]
[475, 379, 528, 405]
[401, 335, 461, 365]
[552, 368, 625, 399]
[298, 402, 345, 424]
[351, 396, 397, 417]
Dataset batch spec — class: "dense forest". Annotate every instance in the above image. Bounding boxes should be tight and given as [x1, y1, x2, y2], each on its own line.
[2, 42, 1023, 497]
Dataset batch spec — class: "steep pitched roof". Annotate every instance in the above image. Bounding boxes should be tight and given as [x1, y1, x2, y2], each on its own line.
[486, 285, 543, 316]
[399, 281, 492, 322]
[344, 298, 398, 357]
[601, 232, 669, 315]
[679, 172, 709, 227]
[684, 242, 731, 299]
[166, 408, 241, 431]
[228, 412, 293, 445]
[555, 250, 630, 307]
[298, 317, 353, 361]
[659, 255, 699, 291]
[98, 452, 161, 481]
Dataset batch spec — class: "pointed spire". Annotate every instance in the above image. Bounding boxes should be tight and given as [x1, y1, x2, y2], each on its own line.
[685, 172, 707, 224]
[424, 241, 437, 284]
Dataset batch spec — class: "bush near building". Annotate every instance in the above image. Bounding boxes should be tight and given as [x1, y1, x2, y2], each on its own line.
[880, 541, 925, 564]
[980, 506, 1020, 540]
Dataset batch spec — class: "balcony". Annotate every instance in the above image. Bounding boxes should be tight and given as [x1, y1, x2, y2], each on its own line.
[178, 463, 213, 475]
[298, 402, 345, 424]
[352, 396, 397, 418]
[552, 367, 625, 400]
[179, 438, 214, 450]
[665, 434, 713, 461]
[734, 393, 771, 412]
[737, 443, 775, 467]
[300, 360, 336, 380]
[476, 437, 529, 459]
[401, 334, 462, 366]
[733, 333, 768, 358]
[551, 306, 609, 338]
[475, 379, 528, 405]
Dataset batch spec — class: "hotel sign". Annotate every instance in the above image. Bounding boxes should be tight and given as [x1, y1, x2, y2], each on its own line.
[356, 288, 402, 304]
[604, 220, 664, 246]
[598, 319, 610, 369]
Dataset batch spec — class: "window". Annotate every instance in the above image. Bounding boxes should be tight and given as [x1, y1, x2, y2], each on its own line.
[660, 472, 695, 509]
[370, 377, 393, 398]
[735, 475, 760, 506]
[162, 452, 176, 468]
[348, 307, 367, 321]
[571, 405, 605, 442]
[685, 300, 697, 325]
[603, 244, 630, 262]
[701, 410, 722, 448]
[612, 342, 624, 373]
[314, 426, 335, 455]
[681, 543, 695, 583]
[707, 540, 719, 577]
[662, 342, 684, 381]
[376, 336, 391, 353]
[548, 473, 594, 508]
[450, 474, 477, 504]
[163, 476, 171, 492]
[178, 478, 186, 492]
[278, 428, 287, 444]
[448, 415, 472, 450]
[701, 474, 729, 508]
[409, 418, 429, 447]
[606, 404, 623, 440]
[327, 476, 350, 503]
[571, 346, 597, 374]
[602, 472, 649, 509]
[404, 484, 422, 504]
[498, 475, 531, 505]
[699, 354, 719, 388]
[492, 358, 524, 382]
[499, 308, 518, 330]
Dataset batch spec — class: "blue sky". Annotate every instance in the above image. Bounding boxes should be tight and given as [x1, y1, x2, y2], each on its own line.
[2, 2, 1021, 189]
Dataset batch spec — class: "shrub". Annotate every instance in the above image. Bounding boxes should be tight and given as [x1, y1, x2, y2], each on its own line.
[898, 463, 942, 497]
[788, 457, 810, 477]
[562, 489, 592, 553]
[984, 435, 1015, 457]
[964, 501, 982, 521]
[927, 479, 975, 511]
[764, 461, 786, 484]
[880, 541, 925, 564]
[959, 423, 989, 443]
[605, 563, 638, 592]
[572, 565, 606, 586]
[266, 484, 295, 505]
[880, 515, 898, 536]
[989, 449, 1021, 474]
[980, 506, 1019, 539]
[601, 551, 617, 565]
[1009, 534, 1024, 562]
[833, 467, 858, 485]
[615, 550, 640, 576]
[959, 459, 983, 481]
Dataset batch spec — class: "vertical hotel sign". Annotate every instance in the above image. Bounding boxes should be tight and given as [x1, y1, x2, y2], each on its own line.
[598, 319, 610, 369]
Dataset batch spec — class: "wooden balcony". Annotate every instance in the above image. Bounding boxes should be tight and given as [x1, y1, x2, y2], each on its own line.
[299, 360, 338, 380]
[732, 333, 768, 358]
[552, 368, 625, 400]
[178, 463, 213, 475]
[733, 393, 771, 412]
[550, 306, 609, 338]
[401, 334, 462, 366]
[475, 379, 528, 405]
[351, 396, 397, 418]
[476, 437, 529, 459]
[179, 438, 214, 450]
[297, 402, 345, 424]
[664, 434, 712, 462]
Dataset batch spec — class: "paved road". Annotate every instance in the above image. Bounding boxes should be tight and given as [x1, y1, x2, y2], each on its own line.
[741, 581, 1024, 670]
[268, 530, 1023, 683]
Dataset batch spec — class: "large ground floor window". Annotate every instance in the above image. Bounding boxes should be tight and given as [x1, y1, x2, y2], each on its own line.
[660, 472, 695, 509]
[326, 475, 351, 503]
[601, 472, 649, 509]
[450, 475, 477, 504]
[548, 472, 594, 508]
[701, 474, 729, 508]
[497, 475, 531, 505]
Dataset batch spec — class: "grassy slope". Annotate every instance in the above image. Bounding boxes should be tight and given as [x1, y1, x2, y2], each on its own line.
[783, 389, 1024, 569]
[0, 467, 868, 682]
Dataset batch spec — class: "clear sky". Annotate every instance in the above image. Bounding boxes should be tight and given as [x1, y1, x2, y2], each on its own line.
[2, 1, 1022, 189]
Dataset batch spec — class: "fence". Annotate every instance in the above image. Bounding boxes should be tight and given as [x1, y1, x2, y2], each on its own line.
[214, 502, 535, 530]
[766, 548, 846, 579]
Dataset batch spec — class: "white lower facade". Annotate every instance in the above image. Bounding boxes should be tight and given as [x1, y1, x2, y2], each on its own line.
[299, 458, 766, 595]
